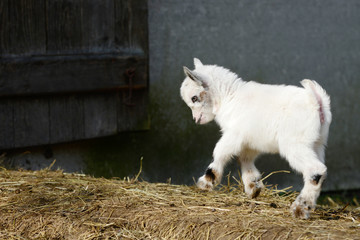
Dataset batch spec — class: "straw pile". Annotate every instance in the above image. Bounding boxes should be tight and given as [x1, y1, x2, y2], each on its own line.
[0, 167, 359, 240]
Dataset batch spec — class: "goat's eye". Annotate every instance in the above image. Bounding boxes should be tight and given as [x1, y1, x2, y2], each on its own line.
[191, 96, 198, 103]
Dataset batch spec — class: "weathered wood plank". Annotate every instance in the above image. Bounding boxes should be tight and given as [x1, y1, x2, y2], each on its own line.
[0, 89, 149, 150]
[83, 93, 118, 139]
[0, 0, 46, 56]
[81, 0, 115, 53]
[13, 97, 50, 147]
[0, 100, 14, 149]
[49, 95, 85, 143]
[0, 0, 9, 55]
[0, 55, 147, 97]
[117, 88, 149, 132]
[114, 0, 148, 54]
[46, 0, 83, 54]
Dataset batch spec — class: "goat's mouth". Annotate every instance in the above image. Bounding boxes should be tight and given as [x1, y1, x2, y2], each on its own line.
[195, 113, 203, 124]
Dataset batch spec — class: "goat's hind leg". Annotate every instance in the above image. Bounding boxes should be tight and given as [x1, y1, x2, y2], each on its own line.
[238, 149, 263, 198]
[285, 146, 327, 219]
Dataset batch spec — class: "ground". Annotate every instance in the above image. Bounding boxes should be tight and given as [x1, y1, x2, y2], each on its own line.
[0, 168, 359, 240]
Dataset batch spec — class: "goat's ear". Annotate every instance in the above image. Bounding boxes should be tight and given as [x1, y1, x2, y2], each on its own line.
[183, 66, 208, 89]
[184, 66, 200, 83]
[194, 58, 203, 68]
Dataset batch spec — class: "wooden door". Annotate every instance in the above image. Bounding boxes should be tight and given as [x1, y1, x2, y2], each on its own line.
[0, 0, 149, 149]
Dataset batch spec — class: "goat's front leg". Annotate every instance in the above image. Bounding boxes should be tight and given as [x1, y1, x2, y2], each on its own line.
[238, 149, 263, 198]
[197, 134, 240, 190]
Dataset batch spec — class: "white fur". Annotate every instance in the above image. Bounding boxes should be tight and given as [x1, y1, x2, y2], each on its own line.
[180, 58, 331, 219]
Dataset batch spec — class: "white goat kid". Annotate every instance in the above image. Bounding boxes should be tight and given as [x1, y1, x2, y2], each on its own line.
[180, 58, 331, 219]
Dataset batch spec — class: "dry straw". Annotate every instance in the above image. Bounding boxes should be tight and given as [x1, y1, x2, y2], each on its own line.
[0, 164, 359, 239]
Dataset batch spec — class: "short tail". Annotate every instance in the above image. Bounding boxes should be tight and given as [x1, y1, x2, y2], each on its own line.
[300, 79, 332, 125]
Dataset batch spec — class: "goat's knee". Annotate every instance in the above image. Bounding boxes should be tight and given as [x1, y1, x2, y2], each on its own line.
[309, 164, 327, 186]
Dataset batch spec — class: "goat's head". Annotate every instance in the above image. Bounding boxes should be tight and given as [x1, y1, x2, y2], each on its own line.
[180, 58, 216, 125]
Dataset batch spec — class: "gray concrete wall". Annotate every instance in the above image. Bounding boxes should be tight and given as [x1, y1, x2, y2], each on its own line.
[5, 0, 360, 192]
